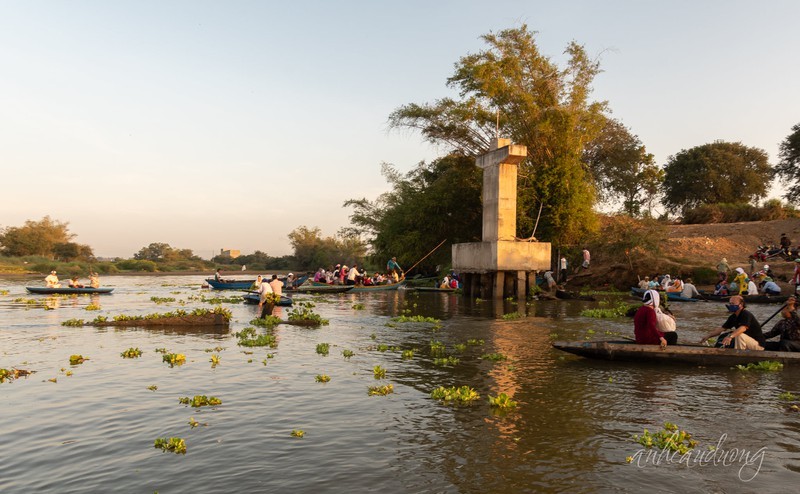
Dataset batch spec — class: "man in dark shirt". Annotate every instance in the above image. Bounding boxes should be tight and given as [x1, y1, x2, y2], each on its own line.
[763, 297, 800, 352]
[699, 295, 765, 350]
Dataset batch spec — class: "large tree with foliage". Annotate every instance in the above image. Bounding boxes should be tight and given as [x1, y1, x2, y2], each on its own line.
[583, 119, 663, 216]
[345, 154, 482, 272]
[133, 243, 201, 262]
[0, 216, 75, 257]
[775, 122, 800, 203]
[388, 25, 608, 245]
[662, 141, 771, 213]
[288, 226, 367, 271]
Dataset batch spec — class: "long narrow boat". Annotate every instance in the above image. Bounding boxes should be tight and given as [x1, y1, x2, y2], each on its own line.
[242, 293, 293, 306]
[205, 279, 256, 290]
[630, 287, 697, 302]
[553, 340, 800, 366]
[311, 280, 406, 293]
[414, 286, 458, 293]
[698, 291, 791, 304]
[26, 286, 114, 295]
[290, 284, 354, 294]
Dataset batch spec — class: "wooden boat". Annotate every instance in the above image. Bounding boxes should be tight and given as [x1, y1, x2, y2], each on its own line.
[553, 340, 800, 366]
[242, 293, 293, 306]
[414, 286, 458, 293]
[630, 287, 697, 302]
[698, 291, 791, 304]
[311, 280, 406, 293]
[26, 286, 114, 295]
[205, 278, 256, 290]
[289, 284, 354, 294]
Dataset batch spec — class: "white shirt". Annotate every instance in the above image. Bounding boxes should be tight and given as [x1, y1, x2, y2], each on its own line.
[348, 267, 360, 281]
[747, 281, 758, 295]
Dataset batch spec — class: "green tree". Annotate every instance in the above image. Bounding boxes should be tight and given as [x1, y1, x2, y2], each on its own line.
[583, 119, 663, 216]
[775, 122, 800, 203]
[133, 242, 174, 261]
[288, 226, 367, 271]
[662, 141, 772, 213]
[345, 154, 482, 272]
[388, 25, 607, 245]
[0, 216, 74, 257]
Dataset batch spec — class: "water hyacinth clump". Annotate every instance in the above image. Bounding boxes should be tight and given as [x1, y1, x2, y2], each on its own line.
[433, 356, 460, 367]
[430, 386, 480, 405]
[69, 355, 89, 365]
[316, 343, 330, 356]
[163, 353, 186, 367]
[120, 347, 143, 358]
[736, 361, 784, 372]
[178, 395, 222, 407]
[62, 319, 85, 327]
[633, 422, 697, 455]
[154, 437, 186, 454]
[368, 384, 394, 396]
[315, 374, 331, 383]
[250, 316, 281, 328]
[342, 349, 355, 359]
[373, 365, 386, 379]
[481, 353, 508, 362]
[488, 392, 518, 410]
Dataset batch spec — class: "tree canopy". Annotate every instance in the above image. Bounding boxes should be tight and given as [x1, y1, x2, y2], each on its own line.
[388, 25, 607, 246]
[287, 226, 367, 271]
[345, 154, 482, 272]
[662, 141, 772, 214]
[582, 119, 662, 216]
[133, 243, 201, 262]
[0, 216, 93, 260]
[775, 122, 800, 203]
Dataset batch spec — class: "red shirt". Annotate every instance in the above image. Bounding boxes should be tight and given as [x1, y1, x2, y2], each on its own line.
[634, 305, 664, 345]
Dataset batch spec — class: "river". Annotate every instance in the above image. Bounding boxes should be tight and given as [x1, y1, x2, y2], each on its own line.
[1, 275, 798, 493]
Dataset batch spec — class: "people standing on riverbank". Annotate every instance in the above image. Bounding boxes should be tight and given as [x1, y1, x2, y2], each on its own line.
[699, 295, 765, 350]
[582, 248, 591, 269]
[716, 258, 730, 282]
[559, 256, 568, 284]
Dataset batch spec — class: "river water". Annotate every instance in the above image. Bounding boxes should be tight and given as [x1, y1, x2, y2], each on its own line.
[1, 275, 798, 493]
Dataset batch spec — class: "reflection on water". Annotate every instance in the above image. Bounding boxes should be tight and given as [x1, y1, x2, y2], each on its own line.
[1, 276, 799, 492]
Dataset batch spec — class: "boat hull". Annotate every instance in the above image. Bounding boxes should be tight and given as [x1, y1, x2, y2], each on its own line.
[630, 287, 697, 302]
[311, 281, 406, 292]
[26, 287, 114, 295]
[206, 279, 256, 290]
[553, 340, 800, 366]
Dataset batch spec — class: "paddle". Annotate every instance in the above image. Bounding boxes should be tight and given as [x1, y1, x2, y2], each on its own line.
[403, 239, 448, 276]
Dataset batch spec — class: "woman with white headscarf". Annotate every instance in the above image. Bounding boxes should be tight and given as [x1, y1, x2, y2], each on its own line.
[634, 289, 670, 348]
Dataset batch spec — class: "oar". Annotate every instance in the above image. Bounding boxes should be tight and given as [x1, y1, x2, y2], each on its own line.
[403, 239, 448, 276]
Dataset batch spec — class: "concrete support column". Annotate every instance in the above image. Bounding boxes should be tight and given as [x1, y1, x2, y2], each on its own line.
[494, 271, 505, 299]
[516, 271, 527, 300]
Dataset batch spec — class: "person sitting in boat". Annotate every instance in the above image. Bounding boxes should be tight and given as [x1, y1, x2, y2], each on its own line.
[763, 298, 800, 351]
[660, 274, 671, 291]
[647, 275, 660, 290]
[387, 257, 404, 279]
[449, 277, 459, 289]
[313, 269, 324, 283]
[680, 278, 701, 299]
[362, 275, 374, 286]
[89, 272, 100, 288]
[45, 270, 61, 288]
[714, 280, 729, 296]
[732, 268, 748, 295]
[762, 278, 781, 296]
[745, 278, 759, 296]
[251, 275, 263, 290]
[269, 274, 283, 296]
[440, 274, 451, 289]
[666, 278, 683, 293]
[699, 295, 766, 350]
[338, 265, 348, 285]
[634, 290, 670, 348]
[214, 269, 223, 282]
[638, 276, 649, 290]
[286, 273, 296, 289]
[68, 277, 84, 288]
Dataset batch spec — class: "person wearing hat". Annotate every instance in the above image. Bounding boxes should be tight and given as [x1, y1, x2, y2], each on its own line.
[638, 276, 650, 290]
[763, 264, 775, 280]
[732, 268, 748, 295]
[716, 258, 730, 282]
[634, 290, 672, 348]
[699, 295, 765, 350]
[45, 270, 61, 288]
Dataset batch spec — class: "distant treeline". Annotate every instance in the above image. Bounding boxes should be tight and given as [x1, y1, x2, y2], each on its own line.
[681, 200, 800, 224]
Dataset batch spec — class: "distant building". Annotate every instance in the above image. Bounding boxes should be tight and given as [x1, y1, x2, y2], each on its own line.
[220, 248, 241, 259]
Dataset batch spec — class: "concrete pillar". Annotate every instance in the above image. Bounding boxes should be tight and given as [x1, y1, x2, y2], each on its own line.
[503, 272, 515, 298]
[517, 271, 527, 300]
[494, 271, 505, 299]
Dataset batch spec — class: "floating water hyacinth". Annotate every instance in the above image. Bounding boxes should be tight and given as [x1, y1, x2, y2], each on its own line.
[178, 395, 221, 407]
[154, 437, 186, 454]
[69, 355, 88, 365]
[120, 347, 143, 358]
[162, 353, 186, 367]
[368, 384, 394, 396]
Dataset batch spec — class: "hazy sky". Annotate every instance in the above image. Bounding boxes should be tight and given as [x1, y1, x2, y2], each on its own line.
[2, 1, 798, 258]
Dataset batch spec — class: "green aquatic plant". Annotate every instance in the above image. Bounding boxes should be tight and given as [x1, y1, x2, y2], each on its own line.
[453, 343, 467, 353]
[376, 344, 389, 352]
[433, 356, 460, 367]
[120, 347, 143, 358]
[315, 374, 331, 383]
[250, 316, 281, 328]
[210, 354, 221, 366]
[0, 368, 29, 383]
[779, 391, 798, 401]
[84, 304, 101, 311]
[154, 348, 168, 354]
[342, 349, 355, 359]
[291, 429, 305, 438]
[392, 315, 440, 324]
[736, 361, 784, 372]
[238, 333, 277, 348]
[288, 303, 329, 326]
[633, 422, 697, 454]
[204, 346, 224, 353]
[0, 290, 8, 295]
[352, 303, 365, 310]
[370, 333, 376, 340]
[91, 315, 108, 324]
[373, 365, 386, 379]
[488, 392, 518, 410]
[466, 339, 484, 346]
[316, 343, 330, 356]
[429, 340, 446, 357]
[69, 355, 88, 365]
[178, 395, 221, 407]
[401, 349, 414, 360]
[430, 386, 480, 405]
[368, 384, 394, 396]
[162, 353, 186, 367]
[501, 311, 522, 320]
[150, 297, 176, 304]
[580, 302, 636, 319]
[61, 319, 85, 327]
[147, 385, 158, 391]
[481, 353, 508, 362]
[154, 437, 186, 454]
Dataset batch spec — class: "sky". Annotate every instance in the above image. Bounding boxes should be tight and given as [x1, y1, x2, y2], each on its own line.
[1, 0, 799, 259]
